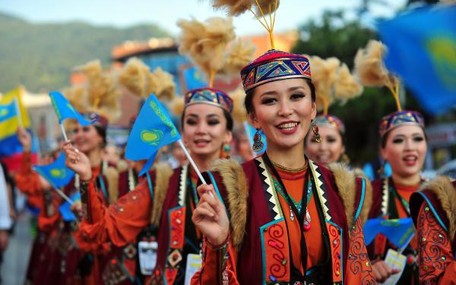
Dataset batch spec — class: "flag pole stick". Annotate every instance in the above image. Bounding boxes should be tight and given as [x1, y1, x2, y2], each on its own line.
[177, 139, 207, 185]
[53, 187, 74, 205]
[60, 124, 69, 141]
[14, 97, 23, 127]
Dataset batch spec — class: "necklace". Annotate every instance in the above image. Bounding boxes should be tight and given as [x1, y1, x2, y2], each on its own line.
[128, 168, 136, 191]
[271, 160, 308, 173]
[273, 177, 313, 231]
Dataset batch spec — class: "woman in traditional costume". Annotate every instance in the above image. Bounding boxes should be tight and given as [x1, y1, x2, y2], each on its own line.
[190, 2, 375, 284]
[15, 60, 123, 285]
[355, 40, 428, 284]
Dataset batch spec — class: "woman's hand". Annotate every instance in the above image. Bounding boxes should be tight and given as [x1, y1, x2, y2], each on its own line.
[192, 184, 230, 247]
[371, 260, 400, 283]
[17, 127, 31, 152]
[62, 141, 92, 181]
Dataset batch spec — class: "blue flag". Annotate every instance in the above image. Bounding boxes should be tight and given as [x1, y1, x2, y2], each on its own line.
[183, 66, 208, 91]
[59, 191, 81, 222]
[33, 152, 75, 189]
[0, 100, 18, 122]
[49, 91, 93, 126]
[378, 6, 456, 115]
[243, 121, 267, 155]
[364, 217, 415, 251]
[125, 94, 181, 175]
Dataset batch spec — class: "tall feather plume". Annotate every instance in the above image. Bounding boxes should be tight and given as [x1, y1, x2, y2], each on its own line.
[61, 85, 89, 114]
[148, 67, 176, 102]
[354, 40, 401, 110]
[177, 17, 235, 86]
[211, 0, 280, 48]
[167, 95, 185, 118]
[74, 60, 122, 122]
[117, 57, 150, 98]
[211, 0, 253, 16]
[229, 87, 248, 123]
[333, 64, 364, 102]
[219, 39, 256, 76]
[309, 56, 340, 115]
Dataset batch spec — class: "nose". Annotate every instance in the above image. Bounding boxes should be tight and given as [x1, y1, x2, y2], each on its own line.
[278, 100, 293, 117]
[195, 122, 208, 134]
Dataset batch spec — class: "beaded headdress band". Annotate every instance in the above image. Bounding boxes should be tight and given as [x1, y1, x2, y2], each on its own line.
[241, 50, 312, 93]
[314, 115, 346, 134]
[184, 87, 233, 113]
[379, 110, 425, 137]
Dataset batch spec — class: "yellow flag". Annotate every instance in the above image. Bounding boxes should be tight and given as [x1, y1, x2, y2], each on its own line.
[0, 86, 30, 139]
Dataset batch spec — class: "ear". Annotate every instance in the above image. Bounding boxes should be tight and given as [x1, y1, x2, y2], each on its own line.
[224, 130, 233, 145]
[311, 102, 317, 120]
[248, 112, 260, 129]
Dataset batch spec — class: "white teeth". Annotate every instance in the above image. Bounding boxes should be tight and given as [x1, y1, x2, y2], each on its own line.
[278, 122, 297, 129]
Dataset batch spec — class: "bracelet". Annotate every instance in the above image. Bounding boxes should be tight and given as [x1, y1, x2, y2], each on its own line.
[206, 231, 231, 250]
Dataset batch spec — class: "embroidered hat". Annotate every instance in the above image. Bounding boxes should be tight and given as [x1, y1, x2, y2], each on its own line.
[184, 87, 233, 113]
[314, 115, 346, 134]
[379, 110, 425, 137]
[240, 49, 312, 93]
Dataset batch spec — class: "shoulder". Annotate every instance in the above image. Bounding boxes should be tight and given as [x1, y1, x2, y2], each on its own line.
[410, 176, 456, 238]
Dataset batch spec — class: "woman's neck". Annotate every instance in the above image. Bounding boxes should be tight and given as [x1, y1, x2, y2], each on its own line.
[86, 149, 102, 168]
[266, 144, 306, 169]
[191, 151, 221, 173]
[391, 172, 421, 186]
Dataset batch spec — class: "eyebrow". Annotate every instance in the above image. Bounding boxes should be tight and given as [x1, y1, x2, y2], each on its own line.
[185, 113, 221, 119]
[259, 86, 307, 97]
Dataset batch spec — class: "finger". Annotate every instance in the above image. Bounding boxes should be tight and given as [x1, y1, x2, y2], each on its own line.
[197, 184, 214, 197]
[192, 207, 215, 221]
[198, 201, 217, 217]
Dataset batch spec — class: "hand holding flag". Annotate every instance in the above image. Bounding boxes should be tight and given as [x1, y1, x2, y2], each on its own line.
[33, 152, 75, 189]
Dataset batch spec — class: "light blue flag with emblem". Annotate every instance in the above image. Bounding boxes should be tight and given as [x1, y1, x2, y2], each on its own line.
[125, 94, 181, 176]
[59, 191, 81, 222]
[0, 100, 18, 123]
[33, 152, 75, 189]
[378, 5, 456, 115]
[364, 217, 415, 251]
[49, 91, 93, 126]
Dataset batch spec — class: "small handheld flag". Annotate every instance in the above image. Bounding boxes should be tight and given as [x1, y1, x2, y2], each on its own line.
[49, 91, 93, 141]
[33, 152, 75, 189]
[364, 217, 415, 252]
[0, 100, 18, 123]
[125, 94, 207, 185]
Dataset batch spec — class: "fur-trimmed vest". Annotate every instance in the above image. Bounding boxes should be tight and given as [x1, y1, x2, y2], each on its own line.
[410, 176, 456, 250]
[195, 156, 374, 284]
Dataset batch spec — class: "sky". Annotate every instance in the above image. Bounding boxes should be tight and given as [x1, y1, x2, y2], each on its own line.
[0, 0, 406, 36]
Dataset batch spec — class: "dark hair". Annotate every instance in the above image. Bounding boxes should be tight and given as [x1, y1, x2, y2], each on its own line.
[180, 107, 234, 132]
[244, 78, 316, 114]
[93, 125, 107, 147]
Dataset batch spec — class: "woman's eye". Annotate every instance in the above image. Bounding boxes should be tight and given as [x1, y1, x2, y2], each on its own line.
[291, 93, 305, 100]
[208, 120, 220, 126]
[392, 138, 404, 144]
[413, 136, 425, 142]
[261, 97, 276, 105]
[185, 119, 197, 125]
[327, 137, 337, 143]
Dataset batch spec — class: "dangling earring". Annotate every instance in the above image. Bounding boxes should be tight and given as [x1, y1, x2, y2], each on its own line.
[221, 143, 231, 159]
[252, 128, 264, 152]
[311, 122, 321, 143]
